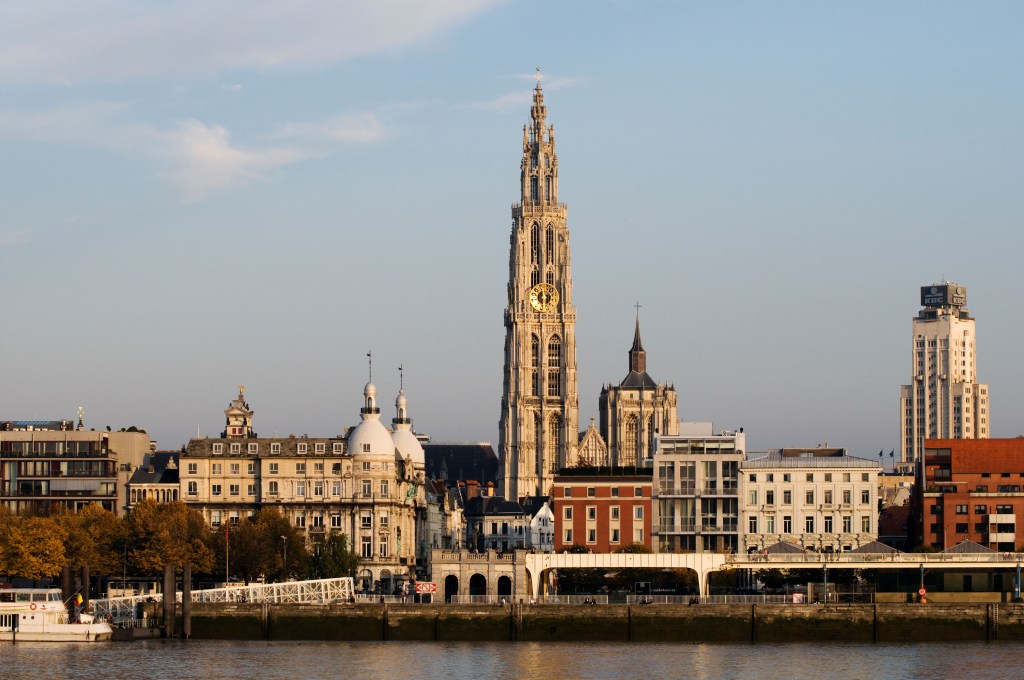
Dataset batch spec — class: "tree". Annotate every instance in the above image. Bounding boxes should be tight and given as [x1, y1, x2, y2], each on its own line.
[54, 503, 127, 575]
[2, 515, 67, 580]
[125, 499, 214, 573]
[307, 533, 358, 579]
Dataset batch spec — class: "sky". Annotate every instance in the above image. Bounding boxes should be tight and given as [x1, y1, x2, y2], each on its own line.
[1, 1, 1022, 461]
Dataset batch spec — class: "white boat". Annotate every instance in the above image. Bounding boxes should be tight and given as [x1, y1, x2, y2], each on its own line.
[0, 587, 113, 642]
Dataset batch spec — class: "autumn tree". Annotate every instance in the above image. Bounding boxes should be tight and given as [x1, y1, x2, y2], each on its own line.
[125, 499, 215, 574]
[54, 503, 127, 575]
[307, 533, 358, 579]
[1, 515, 67, 580]
[212, 509, 307, 581]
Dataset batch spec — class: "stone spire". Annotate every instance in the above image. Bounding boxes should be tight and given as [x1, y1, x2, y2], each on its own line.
[629, 313, 647, 374]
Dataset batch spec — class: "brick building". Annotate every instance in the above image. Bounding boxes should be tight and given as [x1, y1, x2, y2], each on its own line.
[919, 438, 1024, 550]
[553, 473, 652, 552]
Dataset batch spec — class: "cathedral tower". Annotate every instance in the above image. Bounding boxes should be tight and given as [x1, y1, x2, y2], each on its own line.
[500, 79, 579, 500]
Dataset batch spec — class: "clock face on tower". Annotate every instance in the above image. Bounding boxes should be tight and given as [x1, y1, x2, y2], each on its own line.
[529, 282, 559, 312]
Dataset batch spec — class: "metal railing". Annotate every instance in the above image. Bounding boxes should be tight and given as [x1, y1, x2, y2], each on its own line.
[727, 552, 1024, 565]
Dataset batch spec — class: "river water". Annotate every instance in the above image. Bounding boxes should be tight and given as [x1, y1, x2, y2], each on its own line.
[5, 640, 1020, 679]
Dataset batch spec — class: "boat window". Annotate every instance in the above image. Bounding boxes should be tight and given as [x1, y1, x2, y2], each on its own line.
[17, 593, 30, 602]
[0, 592, 12, 603]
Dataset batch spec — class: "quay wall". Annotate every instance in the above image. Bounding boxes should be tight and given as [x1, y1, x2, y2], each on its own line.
[177, 603, 1024, 642]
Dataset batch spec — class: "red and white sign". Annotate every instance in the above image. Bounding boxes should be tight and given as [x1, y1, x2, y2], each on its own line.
[415, 582, 437, 594]
[919, 588, 927, 596]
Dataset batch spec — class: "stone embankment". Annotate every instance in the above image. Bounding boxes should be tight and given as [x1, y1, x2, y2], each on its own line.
[171, 602, 1024, 642]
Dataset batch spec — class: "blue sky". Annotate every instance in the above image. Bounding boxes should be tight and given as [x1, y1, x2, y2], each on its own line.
[2, 1, 1022, 460]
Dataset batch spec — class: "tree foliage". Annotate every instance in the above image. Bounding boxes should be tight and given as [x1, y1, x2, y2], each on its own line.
[125, 499, 214, 573]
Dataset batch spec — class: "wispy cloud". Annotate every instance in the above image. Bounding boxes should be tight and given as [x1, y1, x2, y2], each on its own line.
[0, 0, 506, 84]
[467, 73, 585, 112]
[274, 112, 388, 144]
[0, 229, 30, 247]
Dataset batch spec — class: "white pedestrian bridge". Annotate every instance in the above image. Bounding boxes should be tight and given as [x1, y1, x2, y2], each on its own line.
[523, 551, 1024, 598]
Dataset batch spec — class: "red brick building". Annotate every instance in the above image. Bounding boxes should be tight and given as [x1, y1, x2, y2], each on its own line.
[553, 474, 652, 552]
[920, 439, 1024, 550]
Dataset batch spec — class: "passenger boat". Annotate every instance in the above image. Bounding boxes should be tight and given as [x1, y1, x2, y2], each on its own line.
[0, 588, 113, 642]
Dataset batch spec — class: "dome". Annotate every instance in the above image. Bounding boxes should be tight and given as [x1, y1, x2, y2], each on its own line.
[393, 428, 425, 468]
[349, 381, 394, 460]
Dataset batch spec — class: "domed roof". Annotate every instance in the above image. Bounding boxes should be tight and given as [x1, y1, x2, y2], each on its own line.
[349, 381, 395, 461]
[391, 388, 424, 468]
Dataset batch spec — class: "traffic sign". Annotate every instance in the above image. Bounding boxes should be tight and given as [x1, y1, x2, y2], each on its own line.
[415, 582, 437, 594]
[918, 588, 926, 596]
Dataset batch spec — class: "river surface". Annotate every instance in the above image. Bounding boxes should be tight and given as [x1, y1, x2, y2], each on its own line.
[5, 640, 1021, 679]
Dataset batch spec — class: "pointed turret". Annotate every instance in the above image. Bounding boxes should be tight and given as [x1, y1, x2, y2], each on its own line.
[629, 314, 647, 374]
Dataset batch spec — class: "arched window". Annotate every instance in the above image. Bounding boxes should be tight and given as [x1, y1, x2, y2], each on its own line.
[531, 223, 540, 263]
[530, 176, 539, 201]
[547, 414, 562, 473]
[547, 335, 561, 368]
[546, 227, 554, 263]
[531, 268, 541, 287]
[623, 416, 638, 467]
[545, 270, 554, 286]
[531, 335, 540, 366]
[547, 370, 561, 397]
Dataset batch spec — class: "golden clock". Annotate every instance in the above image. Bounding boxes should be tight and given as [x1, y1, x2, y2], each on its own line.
[529, 283, 559, 312]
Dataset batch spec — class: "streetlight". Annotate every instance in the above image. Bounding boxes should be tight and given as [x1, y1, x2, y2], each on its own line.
[281, 536, 287, 580]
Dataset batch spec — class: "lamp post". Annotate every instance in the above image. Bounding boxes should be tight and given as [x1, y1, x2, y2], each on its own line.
[281, 535, 287, 580]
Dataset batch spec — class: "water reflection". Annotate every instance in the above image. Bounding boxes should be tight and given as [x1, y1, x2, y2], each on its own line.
[5, 640, 1024, 680]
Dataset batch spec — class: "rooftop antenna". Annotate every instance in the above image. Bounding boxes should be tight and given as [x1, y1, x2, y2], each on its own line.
[399, 364, 404, 390]
[367, 351, 372, 383]
[77, 405, 84, 430]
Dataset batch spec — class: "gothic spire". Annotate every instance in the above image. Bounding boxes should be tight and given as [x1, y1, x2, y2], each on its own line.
[629, 312, 647, 374]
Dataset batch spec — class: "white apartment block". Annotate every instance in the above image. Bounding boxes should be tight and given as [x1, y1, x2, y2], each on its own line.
[653, 424, 746, 554]
[740, 448, 881, 553]
[900, 283, 989, 465]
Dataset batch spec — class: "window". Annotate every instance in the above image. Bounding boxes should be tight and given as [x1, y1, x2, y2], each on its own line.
[230, 463, 240, 475]
[634, 487, 643, 497]
[332, 463, 342, 475]
[270, 442, 281, 454]
[297, 443, 307, 454]
[587, 506, 597, 521]
[563, 507, 573, 520]
[783, 474, 791, 483]
[824, 515, 833, 533]
[861, 516, 870, 532]
[805, 516, 815, 533]
[247, 463, 255, 474]
[766, 474, 774, 482]
[362, 461, 371, 471]
[975, 505, 987, 515]
[212, 463, 222, 475]
[269, 463, 279, 475]
[361, 536, 372, 558]
[955, 523, 969, 533]
[611, 529, 620, 543]
[210, 511, 221, 527]
[229, 484, 239, 496]
[212, 484, 222, 496]
[823, 490, 833, 505]
[247, 484, 255, 496]
[330, 514, 341, 529]
[976, 485, 989, 492]
[267, 481, 278, 496]
[313, 481, 324, 496]
[362, 444, 370, 453]
[842, 490, 852, 505]
[587, 487, 596, 498]
[611, 506, 620, 520]
[296, 462, 306, 474]
[634, 529, 643, 543]
[212, 443, 223, 455]
[611, 487, 619, 497]
[766, 515, 775, 533]
[380, 512, 389, 527]
[634, 506, 643, 520]
[333, 442, 344, 454]
[805, 490, 814, 505]
[749, 490, 758, 505]
[315, 442, 325, 454]
[766, 490, 775, 506]
[587, 529, 597, 544]
[248, 443, 258, 454]
[361, 513, 372, 528]
[843, 473, 851, 482]
[564, 488, 572, 497]
[861, 473, 870, 482]
[230, 443, 241, 454]
[783, 516, 792, 533]
[824, 473, 832, 482]
[380, 480, 389, 497]
[187, 481, 197, 496]
[361, 480, 372, 497]
[749, 516, 758, 533]
[295, 481, 306, 496]
[860, 490, 870, 505]
[955, 505, 968, 514]
[806, 473, 814, 483]
[314, 462, 324, 473]
[783, 490, 792, 505]
[564, 530, 573, 544]
[187, 463, 197, 475]
[750, 474, 757, 483]
[842, 516, 851, 533]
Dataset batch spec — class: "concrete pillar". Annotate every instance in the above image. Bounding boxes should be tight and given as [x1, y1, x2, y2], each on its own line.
[162, 565, 175, 638]
[182, 565, 192, 640]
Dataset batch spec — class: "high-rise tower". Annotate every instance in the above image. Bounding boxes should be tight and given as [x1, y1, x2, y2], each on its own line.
[899, 283, 989, 464]
[499, 80, 579, 501]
